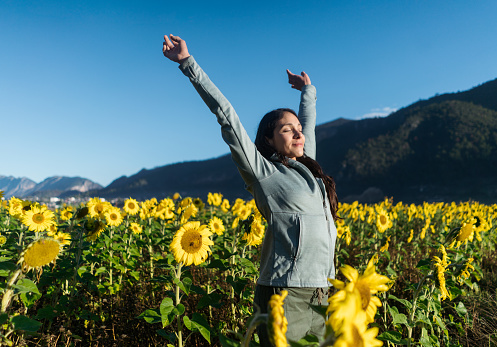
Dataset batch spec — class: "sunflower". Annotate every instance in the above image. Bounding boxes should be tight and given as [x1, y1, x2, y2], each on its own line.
[130, 222, 142, 235]
[432, 245, 451, 301]
[0, 236, 7, 246]
[8, 197, 24, 218]
[59, 206, 73, 221]
[87, 197, 110, 219]
[329, 256, 390, 326]
[21, 205, 55, 232]
[208, 216, 225, 236]
[333, 303, 383, 347]
[104, 207, 123, 227]
[85, 218, 106, 241]
[170, 221, 213, 266]
[20, 238, 62, 271]
[193, 198, 205, 211]
[180, 204, 198, 224]
[124, 198, 140, 215]
[207, 192, 223, 206]
[379, 236, 391, 253]
[407, 229, 414, 243]
[457, 258, 475, 285]
[455, 219, 476, 246]
[140, 200, 157, 220]
[433, 259, 450, 301]
[376, 209, 392, 233]
[267, 290, 288, 347]
[221, 199, 230, 213]
[52, 232, 71, 246]
[172, 192, 180, 200]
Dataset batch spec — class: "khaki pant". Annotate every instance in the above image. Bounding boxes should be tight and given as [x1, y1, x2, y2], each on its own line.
[254, 285, 328, 346]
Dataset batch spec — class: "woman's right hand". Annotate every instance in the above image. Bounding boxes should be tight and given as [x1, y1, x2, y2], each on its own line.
[163, 34, 190, 63]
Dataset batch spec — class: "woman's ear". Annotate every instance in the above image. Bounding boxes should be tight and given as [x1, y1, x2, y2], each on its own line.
[265, 136, 274, 147]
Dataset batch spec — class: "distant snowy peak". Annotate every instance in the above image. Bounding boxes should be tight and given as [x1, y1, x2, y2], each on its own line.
[0, 175, 102, 198]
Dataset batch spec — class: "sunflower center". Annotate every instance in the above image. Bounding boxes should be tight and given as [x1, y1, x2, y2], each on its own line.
[181, 230, 202, 253]
[128, 202, 136, 209]
[110, 213, 118, 221]
[96, 204, 104, 213]
[356, 281, 371, 310]
[33, 213, 45, 224]
[379, 215, 387, 225]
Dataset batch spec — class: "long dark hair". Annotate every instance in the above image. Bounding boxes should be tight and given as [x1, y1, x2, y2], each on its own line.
[254, 108, 339, 220]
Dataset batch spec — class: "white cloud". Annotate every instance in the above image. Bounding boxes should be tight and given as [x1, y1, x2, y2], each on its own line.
[358, 107, 398, 119]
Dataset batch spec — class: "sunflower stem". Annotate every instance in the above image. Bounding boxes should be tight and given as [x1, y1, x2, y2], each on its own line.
[1, 268, 22, 313]
[175, 263, 183, 347]
[407, 273, 429, 347]
[70, 224, 85, 298]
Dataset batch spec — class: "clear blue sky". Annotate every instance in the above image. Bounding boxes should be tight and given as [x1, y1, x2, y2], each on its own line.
[2, 0, 496, 186]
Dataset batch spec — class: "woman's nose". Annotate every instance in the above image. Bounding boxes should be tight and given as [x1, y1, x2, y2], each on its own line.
[293, 130, 302, 138]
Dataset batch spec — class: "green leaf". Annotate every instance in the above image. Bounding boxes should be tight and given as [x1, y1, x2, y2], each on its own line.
[159, 297, 174, 327]
[76, 265, 87, 277]
[174, 276, 192, 295]
[416, 259, 432, 275]
[95, 267, 107, 276]
[239, 258, 258, 274]
[20, 291, 42, 308]
[173, 304, 185, 316]
[415, 311, 432, 326]
[10, 315, 42, 333]
[130, 271, 140, 281]
[160, 297, 174, 316]
[0, 261, 17, 272]
[197, 292, 224, 309]
[183, 315, 192, 330]
[206, 259, 229, 272]
[388, 294, 413, 310]
[13, 279, 40, 295]
[296, 334, 320, 345]
[419, 327, 433, 347]
[377, 331, 403, 344]
[35, 306, 59, 321]
[455, 301, 467, 317]
[227, 276, 248, 295]
[218, 333, 240, 347]
[157, 329, 176, 343]
[138, 309, 161, 324]
[190, 313, 211, 343]
[0, 313, 9, 325]
[389, 306, 409, 327]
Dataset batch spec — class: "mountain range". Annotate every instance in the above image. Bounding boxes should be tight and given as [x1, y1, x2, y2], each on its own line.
[0, 176, 102, 199]
[3, 77, 497, 204]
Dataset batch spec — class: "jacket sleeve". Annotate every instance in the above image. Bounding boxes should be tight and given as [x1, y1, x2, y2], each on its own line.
[298, 85, 317, 160]
[178, 56, 275, 186]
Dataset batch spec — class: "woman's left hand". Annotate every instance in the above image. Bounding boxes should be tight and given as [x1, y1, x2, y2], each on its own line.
[286, 70, 311, 91]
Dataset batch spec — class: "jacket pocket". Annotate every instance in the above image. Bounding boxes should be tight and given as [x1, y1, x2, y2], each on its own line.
[270, 212, 301, 280]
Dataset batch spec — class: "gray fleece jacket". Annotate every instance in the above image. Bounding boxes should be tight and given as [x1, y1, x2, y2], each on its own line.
[179, 56, 337, 287]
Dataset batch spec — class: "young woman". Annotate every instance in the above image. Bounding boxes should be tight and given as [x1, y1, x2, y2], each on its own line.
[163, 34, 338, 345]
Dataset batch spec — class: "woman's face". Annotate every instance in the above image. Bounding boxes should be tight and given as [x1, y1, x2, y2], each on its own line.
[267, 112, 305, 160]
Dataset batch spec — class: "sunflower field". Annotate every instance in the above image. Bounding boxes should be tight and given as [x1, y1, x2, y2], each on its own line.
[0, 190, 496, 346]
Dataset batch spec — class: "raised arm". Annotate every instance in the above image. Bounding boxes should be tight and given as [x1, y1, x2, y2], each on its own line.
[287, 70, 317, 159]
[162, 34, 274, 187]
